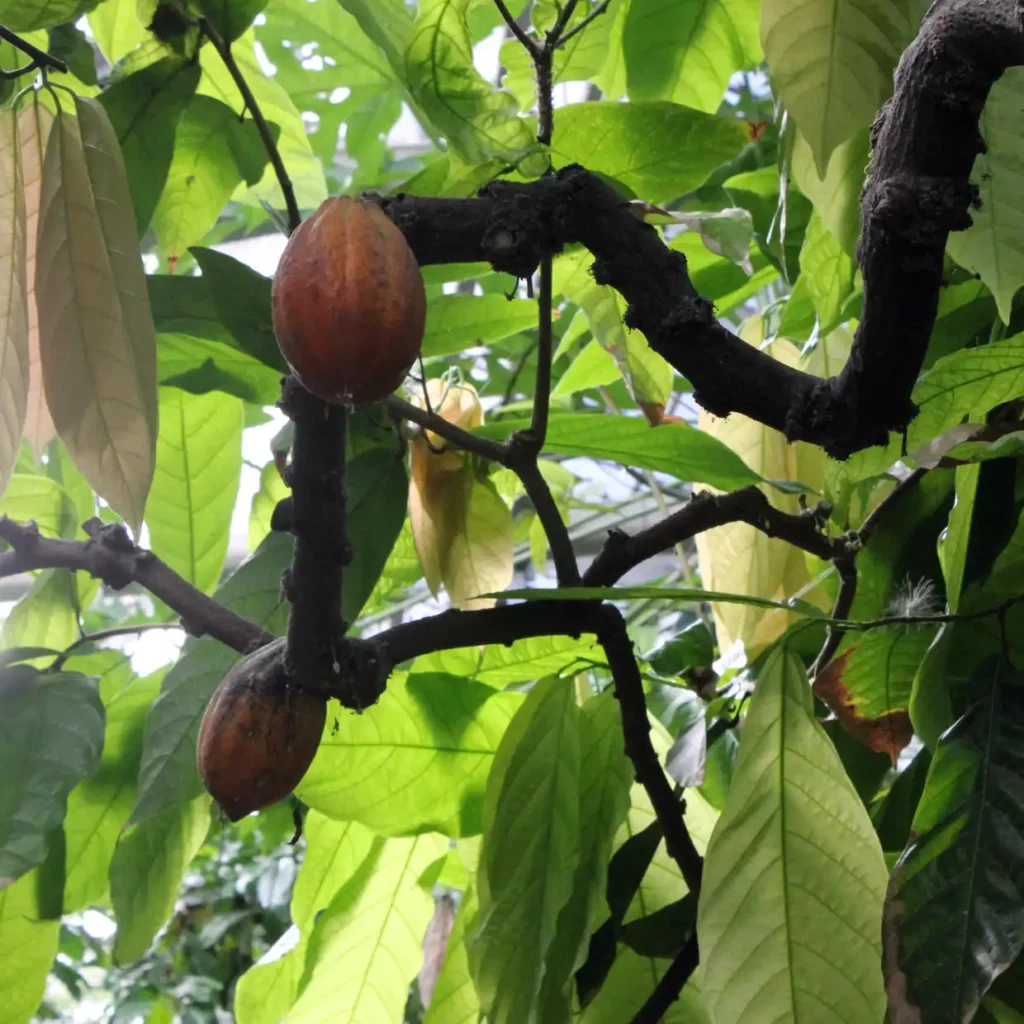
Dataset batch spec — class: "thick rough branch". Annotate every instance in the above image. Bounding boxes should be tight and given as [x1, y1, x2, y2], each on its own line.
[383, 0, 1024, 458]
[0, 517, 271, 653]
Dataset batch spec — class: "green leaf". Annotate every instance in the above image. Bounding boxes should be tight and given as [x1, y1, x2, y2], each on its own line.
[189, 248, 285, 373]
[110, 796, 211, 962]
[551, 101, 747, 203]
[623, 0, 761, 113]
[0, 474, 76, 540]
[947, 68, 1024, 323]
[0, 667, 105, 886]
[37, 97, 158, 532]
[99, 57, 202, 237]
[1, 569, 80, 653]
[762, 0, 926, 175]
[287, 832, 448, 1022]
[539, 693, 633, 1023]
[843, 334, 1024, 483]
[0, 107, 27, 496]
[145, 386, 243, 594]
[697, 645, 888, 1022]
[886, 661, 1024, 1021]
[476, 413, 761, 489]
[938, 462, 981, 612]
[470, 676, 581, 1024]
[0, 0, 97, 31]
[198, 29, 327, 209]
[343, 447, 408, 623]
[422, 294, 539, 359]
[200, 0, 269, 42]
[298, 673, 523, 836]
[235, 927, 308, 1024]
[248, 459, 289, 551]
[64, 668, 163, 912]
[0, 870, 59, 1024]
[404, 0, 536, 165]
[552, 338, 621, 398]
[152, 96, 271, 259]
[131, 534, 292, 822]
[789, 210, 858, 335]
[87, 0, 148, 62]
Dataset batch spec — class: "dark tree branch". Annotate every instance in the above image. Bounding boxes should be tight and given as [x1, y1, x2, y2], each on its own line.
[512, 450, 580, 585]
[629, 934, 700, 1024]
[492, 0, 537, 55]
[0, 517, 271, 653]
[0, 25, 68, 75]
[199, 17, 301, 234]
[382, 0, 1024, 459]
[530, 257, 554, 441]
[388, 395, 509, 463]
[810, 554, 858, 679]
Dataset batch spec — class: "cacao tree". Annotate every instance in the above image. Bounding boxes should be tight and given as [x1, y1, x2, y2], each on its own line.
[1, 0, 1024, 1022]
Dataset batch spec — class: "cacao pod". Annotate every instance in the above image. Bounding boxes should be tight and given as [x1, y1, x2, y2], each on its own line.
[196, 639, 326, 821]
[272, 196, 426, 405]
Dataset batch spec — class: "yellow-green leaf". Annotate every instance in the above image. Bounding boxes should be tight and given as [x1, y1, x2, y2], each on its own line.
[0, 870, 59, 1024]
[36, 97, 158, 531]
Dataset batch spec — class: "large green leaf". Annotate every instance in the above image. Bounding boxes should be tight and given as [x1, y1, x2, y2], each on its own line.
[697, 645, 889, 1022]
[99, 58, 201, 237]
[145, 386, 243, 594]
[842, 334, 1024, 483]
[787, 210, 858, 336]
[477, 413, 761, 489]
[87, 0, 148, 62]
[0, 474, 76, 540]
[551, 101, 747, 203]
[198, 29, 327, 209]
[200, 0, 269, 42]
[0, 0, 96, 30]
[287, 832, 448, 1023]
[0, 666, 105, 886]
[152, 95, 271, 260]
[469, 676, 581, 1024]
[298, 673, 523, 836]
[0, 870, 59, 1024]
[404, 0, 536, 164]
[762, 0, 926, 175]
[539, 693, 633, 1023]
[131, 534, 293, 822]
[422, 294, 539, 359]
[947, 68, 1024, 323]
[110, 796, 211, 962]
[0, 569, 79, 652]
[0, 106, 27, 496]
[235, 928, 308, 1024]
[339, 0, 413, 68]
[886, 662, 1024, 1022]
[37, 97, 158, 532]
[63, 665, 162, 913]
[623, 0, 761, 113]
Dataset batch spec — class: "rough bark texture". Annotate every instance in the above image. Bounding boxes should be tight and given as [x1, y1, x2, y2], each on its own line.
[382, 0, 1024, 459]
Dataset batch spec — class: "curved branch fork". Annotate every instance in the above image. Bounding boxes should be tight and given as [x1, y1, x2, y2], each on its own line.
[383, 0, 1024, 459]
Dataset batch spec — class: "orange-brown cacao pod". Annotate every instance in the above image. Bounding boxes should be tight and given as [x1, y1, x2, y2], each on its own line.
[196, 639, 326, 821]
[271, 196, 427, 405]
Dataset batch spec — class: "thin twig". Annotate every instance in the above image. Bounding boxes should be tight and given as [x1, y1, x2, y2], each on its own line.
[199, 17, 301, 233]
[514, 453, 580, 585]
[858, 468, 926, 544]
[557, 0, 612, 46]
[51, 622, 182, 672]
[501, 339, 538, 405]
[629, 934, 700, 1024]
[810, 554, 857, 679]
[388, 395, 511, 464]
[492, 0, 538, 55]
[547, 0, 582, 45]
[0, 25, 68, 74]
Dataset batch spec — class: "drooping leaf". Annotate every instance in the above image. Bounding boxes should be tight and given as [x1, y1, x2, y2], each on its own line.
[98, 57, 201, 236]
[886, 660, 1024, 1022]
[36, 97, 158, 532]
[477, 413, 761, 489]
[0, 107, 28, 495]
[761, 0, 926, 174]
[153, 95, 273, 260]
[551, 101, 747, 203]
[63, 667, 163, 912]
[623, 0, 761, 113]
[0, 666, 104, 887]
[287, 832, 448, 1023]
[697, 645, 889, 1023]
[131, 534, 292, 822]
[298, 673, 523, 836]
[469, 676, 582, 1024]
[404, 0, 536, 165]
[145, 386, 243, 594]
[110, 796, 211, 962]
[0, 870, 59, 1024]
[947, 68, 1024, 323]
[18, 94, 54, 457]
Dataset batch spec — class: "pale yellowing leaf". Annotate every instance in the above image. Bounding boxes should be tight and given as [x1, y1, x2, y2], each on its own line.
[694, 323, 827, 658]
[443, 476, 514, 610]
[36, 98, 158, 532]
[0, 107, 28, 495]
[17, 95, 54, 457]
